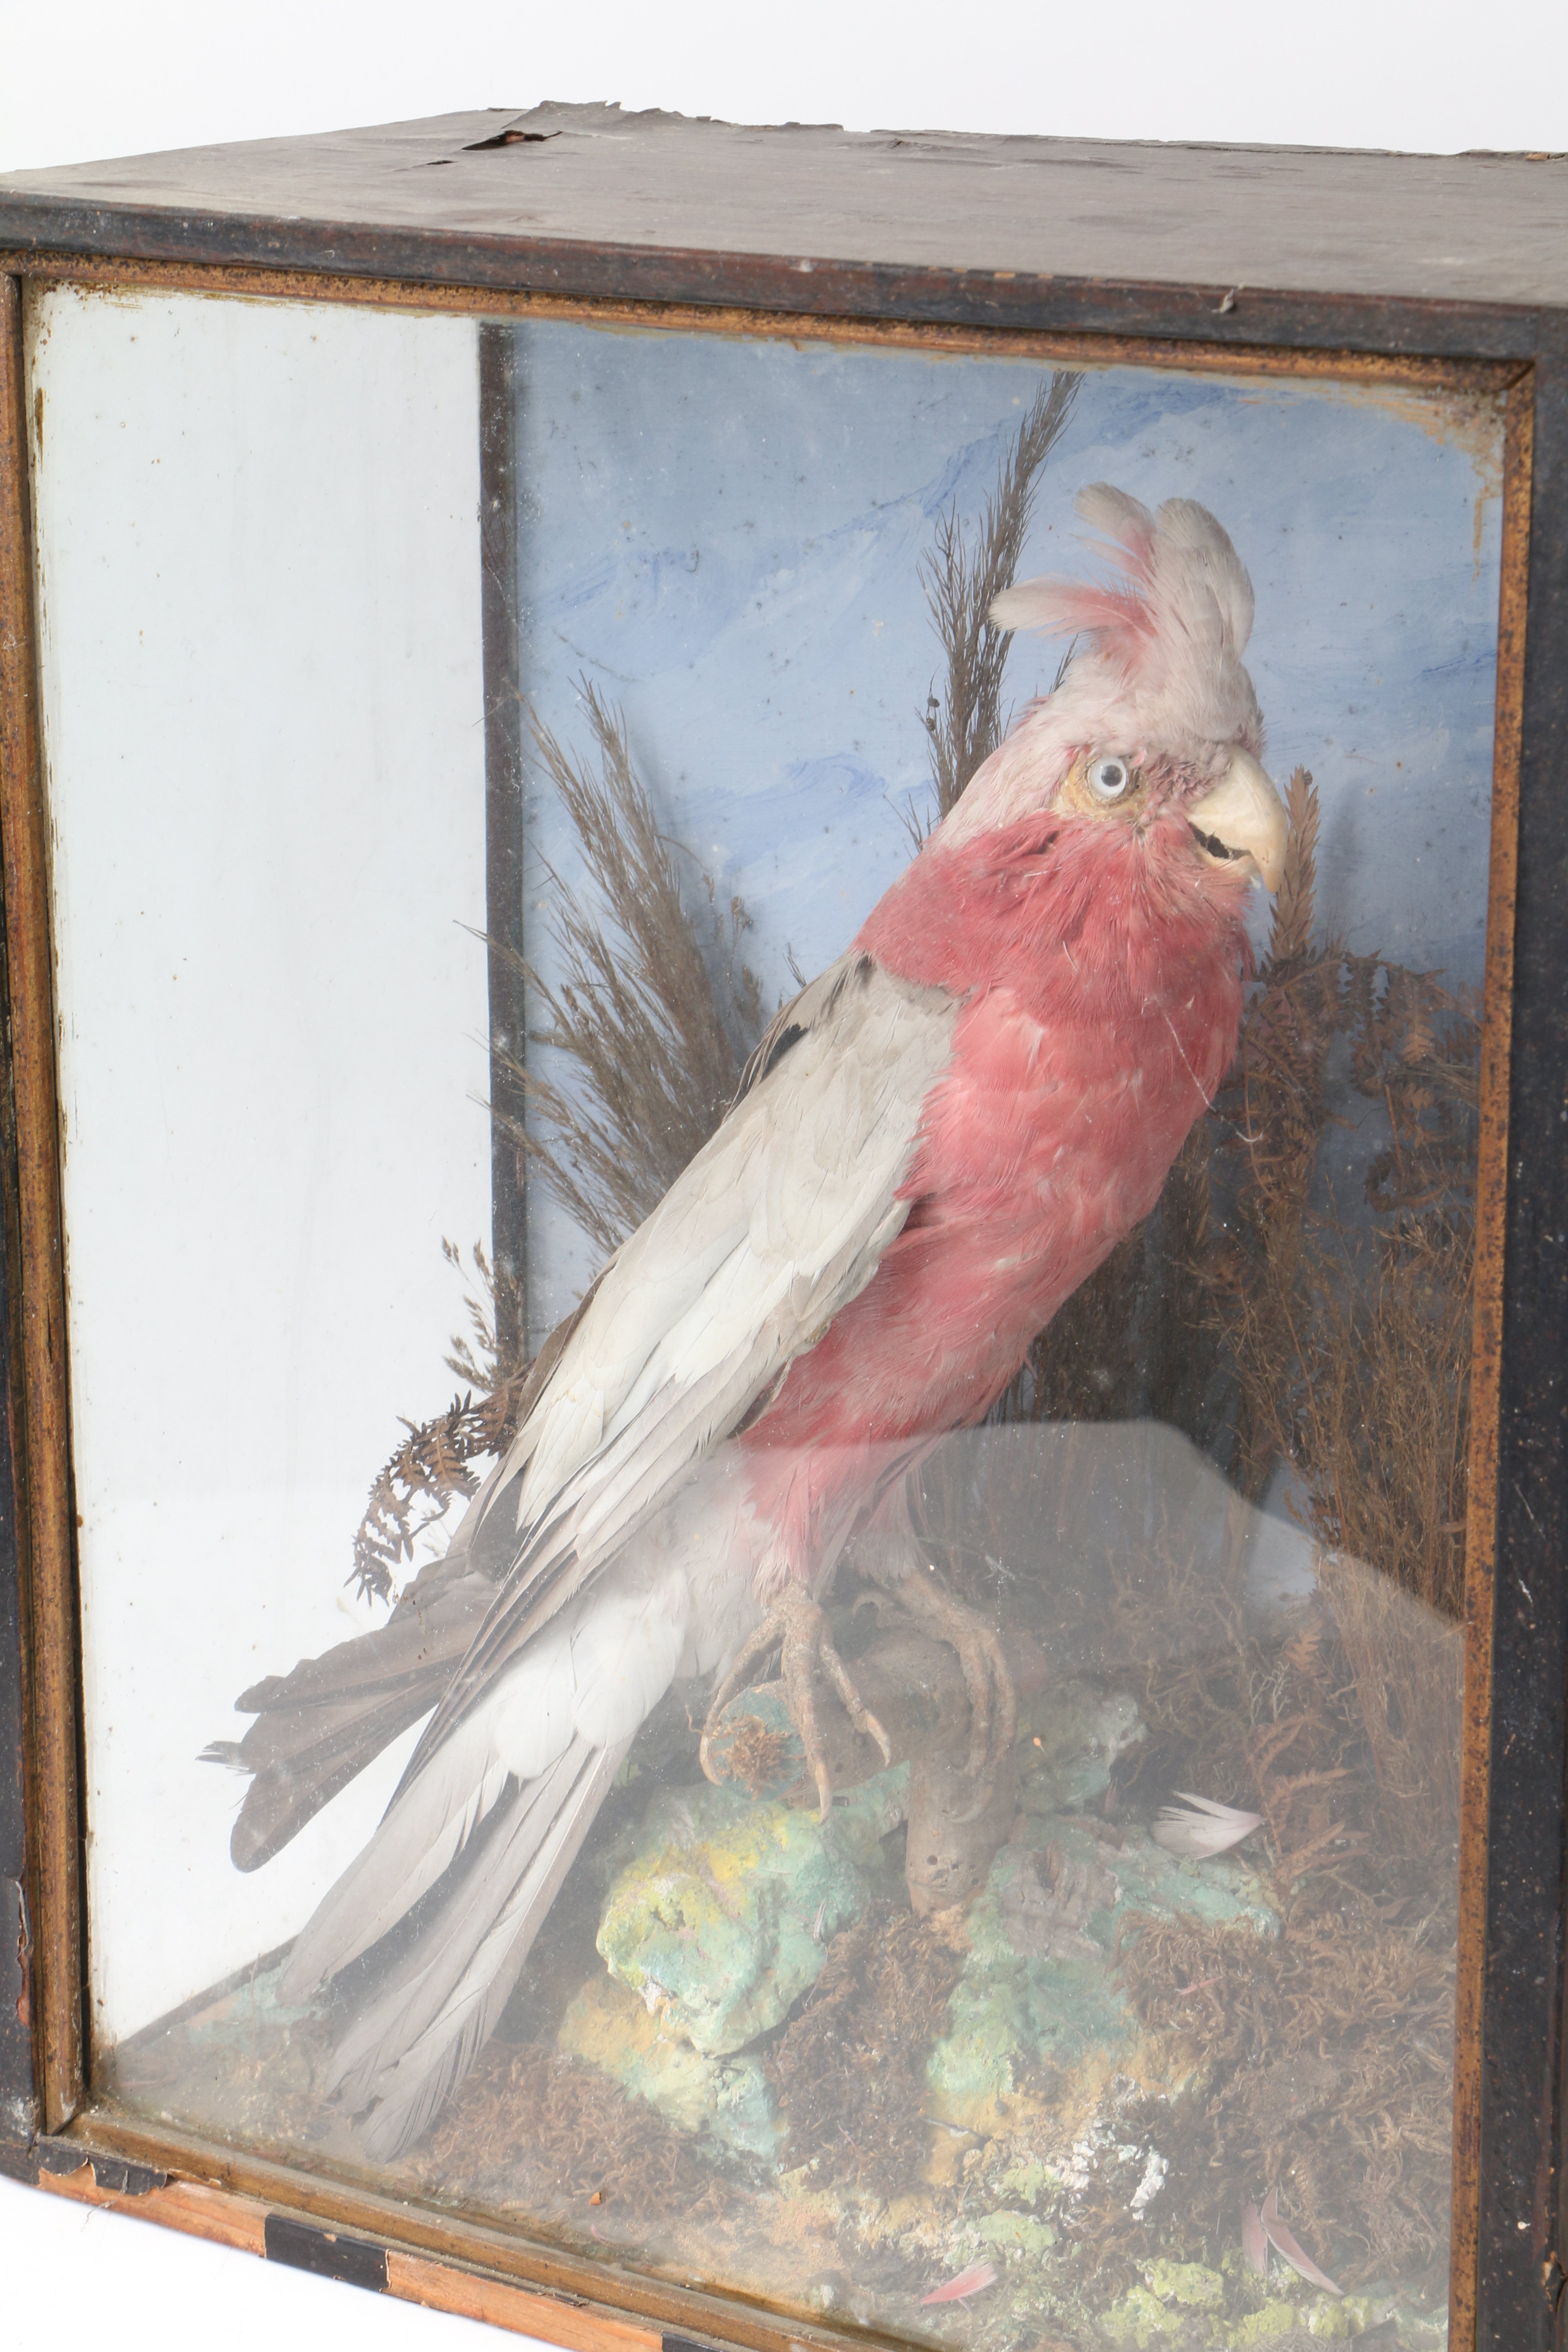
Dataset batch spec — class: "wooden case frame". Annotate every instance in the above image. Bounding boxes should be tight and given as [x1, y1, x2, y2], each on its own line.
[0, 105, 1562, 2352]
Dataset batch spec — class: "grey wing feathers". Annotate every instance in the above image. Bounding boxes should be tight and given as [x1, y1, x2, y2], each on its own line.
[731, 949, 876, 1099]
[202, 1565, 493, 1870]
[212, 947, 958, 2159]
[401, 953, 959, 1774]
[325, 1734, 631, 2162]
[204, 1287, 610, 1869]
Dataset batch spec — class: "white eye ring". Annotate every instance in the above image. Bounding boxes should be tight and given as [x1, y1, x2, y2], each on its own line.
[1087, 755, 1132, 803]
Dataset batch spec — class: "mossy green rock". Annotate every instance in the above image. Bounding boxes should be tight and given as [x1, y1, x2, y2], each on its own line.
[597, 1770, 906, 2056]
[974, 2208, 1057, 2258]
[928, 1819, 1278, 2122]
[557, 1969, 782, 2165]
[1298, 2298, 1370, 2340]
[1226, 2301, 1313, 2343]
[1101, 2283, 1197, 2343]
[1145, 2259, 1225, 2309]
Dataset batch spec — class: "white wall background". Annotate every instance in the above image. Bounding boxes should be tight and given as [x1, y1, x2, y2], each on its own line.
[1, 0, 1566, 162]
[1, 6, 1563, 2349]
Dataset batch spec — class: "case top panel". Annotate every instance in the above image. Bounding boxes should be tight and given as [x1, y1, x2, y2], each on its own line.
[0, 103, 1566, 315]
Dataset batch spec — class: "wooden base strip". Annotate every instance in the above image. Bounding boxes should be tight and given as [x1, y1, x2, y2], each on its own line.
[37, 2161, 666, 2349]
[386, 2250, 660, 2351]
[38, 2160, 268, 2251]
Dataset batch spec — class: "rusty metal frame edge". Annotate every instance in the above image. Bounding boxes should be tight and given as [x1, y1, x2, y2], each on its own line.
[0, 249, 1530, 398]
[0, 270, 81, 2135]
[0, 249, 1534, 2351]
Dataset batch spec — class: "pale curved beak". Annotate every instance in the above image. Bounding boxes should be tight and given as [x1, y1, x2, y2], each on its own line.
[1187, 750, 1289, 893]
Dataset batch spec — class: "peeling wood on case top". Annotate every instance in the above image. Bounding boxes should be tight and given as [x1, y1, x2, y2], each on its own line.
[0, 107, 1562, 317]
[0, 250, 1532, 401]
[0, 272, 80, 2132]
[1449, 362, 1533, 2352]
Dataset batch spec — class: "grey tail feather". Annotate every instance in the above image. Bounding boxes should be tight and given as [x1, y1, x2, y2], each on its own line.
[324, 1749, 583, 2107]
[334, 1734, 632, 2162]
[202, 1569, 493, 1871]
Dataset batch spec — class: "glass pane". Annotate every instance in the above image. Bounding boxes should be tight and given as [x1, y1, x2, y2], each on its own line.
[37, 282, 1497, 2350]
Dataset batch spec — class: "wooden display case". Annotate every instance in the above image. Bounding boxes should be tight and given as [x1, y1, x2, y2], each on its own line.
[0, 106, 1564, 2352]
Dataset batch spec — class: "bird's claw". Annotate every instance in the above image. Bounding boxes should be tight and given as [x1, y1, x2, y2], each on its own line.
[701, 1583, 891, 1821]
[855, 1544, 1017, 1779]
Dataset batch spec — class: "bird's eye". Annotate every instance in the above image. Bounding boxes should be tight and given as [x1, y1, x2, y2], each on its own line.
[1087, 756, 1131, 802]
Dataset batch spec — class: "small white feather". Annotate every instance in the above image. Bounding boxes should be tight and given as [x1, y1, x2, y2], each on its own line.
[1151, 1792, 1264, 1859]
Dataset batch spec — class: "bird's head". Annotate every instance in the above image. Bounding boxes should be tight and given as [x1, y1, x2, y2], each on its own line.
[945, 483, 1288, 894]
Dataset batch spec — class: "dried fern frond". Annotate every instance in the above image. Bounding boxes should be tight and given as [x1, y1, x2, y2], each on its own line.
[494, 682, 763, 1259]
[351, 1240, 532, 1602]
[919, 370, 1081, 824]
[352, 1392, 489, 1603]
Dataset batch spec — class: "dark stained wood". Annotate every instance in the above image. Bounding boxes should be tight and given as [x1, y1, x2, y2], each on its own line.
[37, 2100, 887, 2352]
[38, 2157, 665, 2348]
[479, 322, 528, 1361]
[0, 882, 35, 2162]
[0, 288, 37, 2150]
[37, 2158, 270, 2250]
[0, 236, 1551, 367]
[0, 106, 1565, 350]
[1480, 326, 1568, 2352]
[0, 274, 82, 2136]
[1451, 365, 1532, 2352]
[0, 256, 1533, 397]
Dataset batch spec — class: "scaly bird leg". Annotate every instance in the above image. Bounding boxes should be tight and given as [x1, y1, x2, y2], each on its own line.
[700, 1582, 892, 1822]
[853, 1535, 1017, 1778]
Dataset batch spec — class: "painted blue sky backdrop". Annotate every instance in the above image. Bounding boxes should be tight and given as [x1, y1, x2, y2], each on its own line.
[511, 325, 1503, 1324]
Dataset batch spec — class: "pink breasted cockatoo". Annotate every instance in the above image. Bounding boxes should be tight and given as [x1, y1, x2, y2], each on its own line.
[208, 484, 1287, 2158]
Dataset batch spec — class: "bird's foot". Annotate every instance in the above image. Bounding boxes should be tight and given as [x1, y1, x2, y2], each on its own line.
[853, 1539, 1017, 1778]
[700, 1583, 892, 1822]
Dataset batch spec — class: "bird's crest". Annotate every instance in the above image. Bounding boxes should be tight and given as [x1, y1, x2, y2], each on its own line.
[990, 484, 1262, 753]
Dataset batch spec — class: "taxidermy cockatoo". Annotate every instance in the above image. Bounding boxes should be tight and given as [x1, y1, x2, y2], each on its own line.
[208, 484, 1286, 2160]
